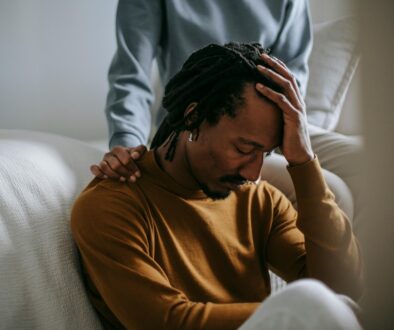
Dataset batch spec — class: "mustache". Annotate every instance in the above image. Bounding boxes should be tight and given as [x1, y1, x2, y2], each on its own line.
[219, 174, 247, 186]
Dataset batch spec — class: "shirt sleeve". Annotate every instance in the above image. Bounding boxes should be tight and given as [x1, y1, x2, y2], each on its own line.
[106, 0, 163, 149]
[71, 182, 259, 330]
[269, 0, 313, 96]
[265, 157, 364, 300]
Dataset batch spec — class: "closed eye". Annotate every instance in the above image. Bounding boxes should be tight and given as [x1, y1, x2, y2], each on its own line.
[235, 146, 273, 157]
[235, 147, 254, 155]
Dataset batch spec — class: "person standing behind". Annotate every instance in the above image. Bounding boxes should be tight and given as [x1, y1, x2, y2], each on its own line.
[92, 0, 358, 223]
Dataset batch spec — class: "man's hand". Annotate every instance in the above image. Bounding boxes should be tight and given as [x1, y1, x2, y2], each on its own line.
[90, 145, 147, 182]
[256, 53, 314, 166]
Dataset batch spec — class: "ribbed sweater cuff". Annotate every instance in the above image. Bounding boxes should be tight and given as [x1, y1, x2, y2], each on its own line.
[109, 132, 143, 149]
[286, 156, 329, 200]
[202, 302, 260, 330]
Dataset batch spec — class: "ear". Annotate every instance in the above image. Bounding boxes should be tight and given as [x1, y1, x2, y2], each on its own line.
[184, 102, 199, 127]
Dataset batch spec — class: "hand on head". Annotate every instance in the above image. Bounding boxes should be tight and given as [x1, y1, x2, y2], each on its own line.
[90, 145, 147, 182]
[256, 53, 314, 166]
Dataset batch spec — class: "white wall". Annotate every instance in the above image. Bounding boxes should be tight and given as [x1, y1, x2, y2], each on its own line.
[0, 0, 358, 143]
[310, 0, 357, 23]
[0, 0, 117, 142]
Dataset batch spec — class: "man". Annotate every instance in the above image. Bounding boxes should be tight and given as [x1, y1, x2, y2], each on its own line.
[72, 43, 363, 329]
[91, 0, 360, 224]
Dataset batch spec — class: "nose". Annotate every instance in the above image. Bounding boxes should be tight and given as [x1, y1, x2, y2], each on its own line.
[238, 152, 264, 183]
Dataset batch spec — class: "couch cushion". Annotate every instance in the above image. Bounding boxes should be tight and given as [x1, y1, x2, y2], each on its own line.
[0, 129, 103, 329]
[306, 16, 360, 130]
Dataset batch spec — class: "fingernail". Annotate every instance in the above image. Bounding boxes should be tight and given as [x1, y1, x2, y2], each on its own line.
[256, 83, 264, 89]
[103, 175, 108, 179]
[129, 176, 136, 182]
[120, 177, 125, 182]
[135, 171, 141, 178]
[257, 65, 265, 71]
[131, 152, 139, 159]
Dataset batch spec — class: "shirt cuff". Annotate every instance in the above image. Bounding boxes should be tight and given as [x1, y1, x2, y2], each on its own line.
[109, 133, 144, 150]
[286, 155, 329, 199]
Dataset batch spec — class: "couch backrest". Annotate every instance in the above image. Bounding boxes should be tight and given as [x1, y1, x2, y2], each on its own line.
[0, 129, 103, 329]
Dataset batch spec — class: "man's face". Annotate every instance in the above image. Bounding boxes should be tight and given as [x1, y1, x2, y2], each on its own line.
[185, 83, 283, 200]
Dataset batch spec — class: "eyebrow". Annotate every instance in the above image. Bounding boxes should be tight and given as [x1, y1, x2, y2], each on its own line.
[238, 137, 265, 149]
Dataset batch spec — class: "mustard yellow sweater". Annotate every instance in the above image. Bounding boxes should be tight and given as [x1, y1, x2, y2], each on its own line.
[71, 151, 363, 330]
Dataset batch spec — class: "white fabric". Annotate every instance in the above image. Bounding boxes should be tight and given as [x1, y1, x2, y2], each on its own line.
[306, 16, 360, 130]
[239, 279, 362, 330]
[0, 129, 103, 329]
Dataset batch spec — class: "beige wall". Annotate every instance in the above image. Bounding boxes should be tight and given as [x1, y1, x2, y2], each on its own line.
[358, 1, 394, 327]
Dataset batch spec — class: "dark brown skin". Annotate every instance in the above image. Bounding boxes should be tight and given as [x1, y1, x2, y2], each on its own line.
[90, 54, 313, 183]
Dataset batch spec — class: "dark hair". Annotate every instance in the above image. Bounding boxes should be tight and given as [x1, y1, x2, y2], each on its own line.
[151, 42, 281, 160]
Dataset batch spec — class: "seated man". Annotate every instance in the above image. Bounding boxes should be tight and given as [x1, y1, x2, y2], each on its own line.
[71, 43, 363, 329]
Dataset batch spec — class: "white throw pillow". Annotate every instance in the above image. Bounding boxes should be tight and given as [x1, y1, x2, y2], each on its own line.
[306, 16, 360, 130]
[0, 130, 104, 329]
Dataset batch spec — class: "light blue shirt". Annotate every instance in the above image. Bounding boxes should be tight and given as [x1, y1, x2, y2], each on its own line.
[106, 0, 312, 149]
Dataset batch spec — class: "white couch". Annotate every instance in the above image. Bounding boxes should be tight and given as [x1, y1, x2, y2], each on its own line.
[0, 16, 361, 329]
[0, 130, 103, 329]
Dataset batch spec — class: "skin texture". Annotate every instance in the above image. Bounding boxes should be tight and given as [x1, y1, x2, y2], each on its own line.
[90, 53, 314, 186]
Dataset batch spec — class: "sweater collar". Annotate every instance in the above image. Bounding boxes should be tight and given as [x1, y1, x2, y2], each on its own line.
[140, 149, 209, 200]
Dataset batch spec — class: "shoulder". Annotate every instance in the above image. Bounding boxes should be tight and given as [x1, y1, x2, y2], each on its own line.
[71, 178, 150, 242]
[75, 177, 147, 211]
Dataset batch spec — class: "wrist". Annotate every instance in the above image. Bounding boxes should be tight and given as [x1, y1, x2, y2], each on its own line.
[287, 153, 315, 167]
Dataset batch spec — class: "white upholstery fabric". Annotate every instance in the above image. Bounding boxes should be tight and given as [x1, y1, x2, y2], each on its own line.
[0, 129, 103, 329]
[239, 279, 361, 330]
[306, 16, 360, 130]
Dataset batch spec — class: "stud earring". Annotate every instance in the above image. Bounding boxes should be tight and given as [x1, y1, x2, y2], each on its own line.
[188, 132, 193, 142]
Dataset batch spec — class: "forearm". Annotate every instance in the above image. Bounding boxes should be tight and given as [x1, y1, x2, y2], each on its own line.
[106, 51, 154, 149]
[162, 301, 260, 330]
[106, 0, 163, 149]
[288, 157, 364, 299]
[271, 0, 312, 96]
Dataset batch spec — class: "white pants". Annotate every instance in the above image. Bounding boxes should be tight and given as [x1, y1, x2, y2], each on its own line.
[239, 279, 362, 330]
[261, 126, 362, 227]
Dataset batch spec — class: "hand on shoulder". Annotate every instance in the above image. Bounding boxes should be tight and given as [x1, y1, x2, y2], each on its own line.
[90, 145, 147, 182]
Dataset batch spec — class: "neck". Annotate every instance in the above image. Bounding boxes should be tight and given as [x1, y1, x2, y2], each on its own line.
[154, 131, 200, 190]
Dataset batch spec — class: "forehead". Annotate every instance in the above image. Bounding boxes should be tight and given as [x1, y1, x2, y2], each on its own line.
[215, 84, 283, 148]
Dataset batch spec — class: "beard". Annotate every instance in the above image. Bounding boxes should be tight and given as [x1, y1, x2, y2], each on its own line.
[199, 182, 231, 200]
[198, 174, 247, 201]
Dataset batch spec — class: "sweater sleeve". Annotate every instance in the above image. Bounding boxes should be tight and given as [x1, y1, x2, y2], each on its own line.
[265, 158, 364, 300]
[106, 0, 163, 149]
[71, 183, 259, 330]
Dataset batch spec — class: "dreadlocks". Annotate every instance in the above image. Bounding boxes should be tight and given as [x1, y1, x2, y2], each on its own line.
[150, 42, 282, 160]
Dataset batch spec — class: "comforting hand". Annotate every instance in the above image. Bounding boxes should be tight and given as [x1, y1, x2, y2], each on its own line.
[255, 53, 314, 166]
[90, 145, 147, 182]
